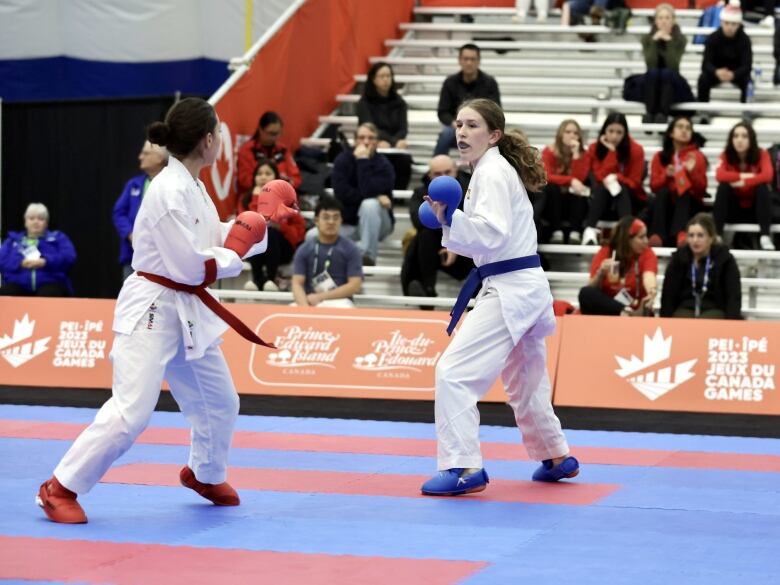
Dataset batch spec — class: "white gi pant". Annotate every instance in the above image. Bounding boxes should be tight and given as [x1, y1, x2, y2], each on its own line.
[435, 289, 569, 470]
[54, 294, 240, 494]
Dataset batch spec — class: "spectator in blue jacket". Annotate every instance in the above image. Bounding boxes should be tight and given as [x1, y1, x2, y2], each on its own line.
[331, 123, 395, 266]
[0, 203, 76, 296]
[112, 141, 167, 278]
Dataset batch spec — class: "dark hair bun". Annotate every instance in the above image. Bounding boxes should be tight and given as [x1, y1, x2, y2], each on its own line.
[147, 121, 170, 146]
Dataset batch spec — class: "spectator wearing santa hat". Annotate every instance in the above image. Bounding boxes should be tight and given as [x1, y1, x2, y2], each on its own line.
[697, 0, 753, 103]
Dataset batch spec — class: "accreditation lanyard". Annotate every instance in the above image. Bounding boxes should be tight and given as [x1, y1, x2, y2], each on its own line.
[691, 255, 711, 318]
[312, 242, 334, 276]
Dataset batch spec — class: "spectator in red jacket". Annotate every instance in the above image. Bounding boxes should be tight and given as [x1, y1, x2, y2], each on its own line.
[647, 116, 708, 248]
[713, 121, 775, 250]
[242, 158, 305, 291]
[581, 113, 646, 245]
[541, 119, 592, 244]
[237, 111, 302, 195]
[579, 216, 658, 316]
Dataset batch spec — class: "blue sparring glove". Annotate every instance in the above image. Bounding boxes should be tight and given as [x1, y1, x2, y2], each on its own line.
[428, 175, 463, 226]
[418, 200, 442, 229]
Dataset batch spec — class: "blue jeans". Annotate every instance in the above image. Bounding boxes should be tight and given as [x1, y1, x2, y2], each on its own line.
[434, 126, 456, 155]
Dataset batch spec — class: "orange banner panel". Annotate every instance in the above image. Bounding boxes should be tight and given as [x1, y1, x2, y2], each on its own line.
[554, 316, 780, 415]
[0, 298, 560, 404]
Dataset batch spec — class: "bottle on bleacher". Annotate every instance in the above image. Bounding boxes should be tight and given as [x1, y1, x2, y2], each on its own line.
[713, 121, 776, 250]
[581, 113, 646, 246]
[401, 155, 474, 301]
[697, 1, 754, 103]
[540, 119, 592, 245]
[236, 111, 302, 194]
[646, 116, 708, 248]
[639, 4, 693, 124]
[240, 158, 305, 292]
[433, 44, 501, 156]
[579, 216, 658, 316]
[660, 212, 742, 319]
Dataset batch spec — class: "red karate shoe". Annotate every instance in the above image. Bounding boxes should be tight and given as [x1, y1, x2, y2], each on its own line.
[36, 476, 87, 524]
[179, 466, 240, 506]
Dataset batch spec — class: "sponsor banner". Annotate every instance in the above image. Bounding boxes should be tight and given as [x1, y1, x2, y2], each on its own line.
[554, 316, 780, 415]
[0, 298, 561, 403]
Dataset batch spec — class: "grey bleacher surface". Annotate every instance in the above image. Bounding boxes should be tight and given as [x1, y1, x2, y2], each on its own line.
[282, 5, 780, 319]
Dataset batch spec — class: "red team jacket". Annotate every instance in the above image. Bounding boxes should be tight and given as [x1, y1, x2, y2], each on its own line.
[541, 147, 592, 187]
[649, 144, 708, 201]
[714, 149, 773, 208]
[588, 138, 646, 200]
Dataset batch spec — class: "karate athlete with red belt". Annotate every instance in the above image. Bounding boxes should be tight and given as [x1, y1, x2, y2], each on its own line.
[420, 98, 579, 496]
[37, 98, 297, 524]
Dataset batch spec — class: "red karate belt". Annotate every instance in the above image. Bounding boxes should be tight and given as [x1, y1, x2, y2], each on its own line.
[138, 258, 276, 348]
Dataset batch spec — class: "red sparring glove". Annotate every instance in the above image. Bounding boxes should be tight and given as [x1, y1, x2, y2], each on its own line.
[255, 179, 299, 223]
[224, 211, 267, 257]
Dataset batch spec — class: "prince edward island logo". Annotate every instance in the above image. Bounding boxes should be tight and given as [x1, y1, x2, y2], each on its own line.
[614, 327, 696, 400]
[0, 314, 51, 368]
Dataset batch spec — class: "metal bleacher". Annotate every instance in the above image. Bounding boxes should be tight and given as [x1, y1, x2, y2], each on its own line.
[228, 5, 780, 319]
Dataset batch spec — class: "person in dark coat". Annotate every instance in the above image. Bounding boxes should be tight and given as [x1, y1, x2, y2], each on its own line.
[660, 212, 742, 319]
[356, 62, 408, 148]
[697, 1, 753, 102]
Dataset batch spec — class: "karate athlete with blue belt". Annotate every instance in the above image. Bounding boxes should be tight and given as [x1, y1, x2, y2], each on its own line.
[420, 98, 580, 496]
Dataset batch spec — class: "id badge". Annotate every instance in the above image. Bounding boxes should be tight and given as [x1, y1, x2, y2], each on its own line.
[22, 245, 41, 260]
[312, 270, 337, 293]
[613, 287, 635, 307]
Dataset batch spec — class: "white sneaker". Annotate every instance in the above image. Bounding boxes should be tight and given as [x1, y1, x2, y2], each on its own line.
[537, 11, 548, 22]
[760, 235, 776, 251]
[262, 280, 280, 292]
[581, 226, 600, 246]
[243, 280, 259, 291]
[512, 10, 527, 22]
[760, 14, 774, 27]
[569, 230, 582, 244]
[550, 230, 564, 244]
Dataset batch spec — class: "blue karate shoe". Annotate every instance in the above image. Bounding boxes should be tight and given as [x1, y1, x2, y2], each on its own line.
[421, 468, 489, 496]
[532, 456, 580, 482]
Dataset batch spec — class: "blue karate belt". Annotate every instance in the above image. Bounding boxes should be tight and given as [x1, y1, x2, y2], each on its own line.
[447, 254, 542, 336]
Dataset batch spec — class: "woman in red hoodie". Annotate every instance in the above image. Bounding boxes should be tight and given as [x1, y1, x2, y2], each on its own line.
[541, 119, 592, 244]
[647, 116, 708, 248]
[581, 113, 646, 245]
[237, 111, 302, 195]
[713, 121, 775, 251]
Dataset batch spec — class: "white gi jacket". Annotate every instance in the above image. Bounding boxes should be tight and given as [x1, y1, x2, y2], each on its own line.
[114, 156, 264, 360]
[442, 147, 555, 344]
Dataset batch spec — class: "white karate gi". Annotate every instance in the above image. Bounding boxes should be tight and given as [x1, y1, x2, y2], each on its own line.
[55, 157, 264, 493]
[437, 146, 570, 470]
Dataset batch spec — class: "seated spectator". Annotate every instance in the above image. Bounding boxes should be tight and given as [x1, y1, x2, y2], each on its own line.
[514, 0, 548, 21]
[330, 123, 395, 266]
[401, 155, 474, 299]
[579, 216, 658, 316]
[112, 140, 167, 279]
[640, 4, 691, 123]
[357, 62, 408, 149]
[561, 0, 609, 26]
[291, 196, 363, 308]
[647, 116, 708, 248]
[357, 62, 412, 190]
[242, 158, 305, 292]
[434, 44, 501, 156]
[713, 121, 775, 250]
[237, 111, 301, 194]
[0, 203, 76, 297]
[541, 119, 592, 244]
[660, 212, 742, 319]
[581, 113, 646, 245]
[697, 1, 753, 103]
